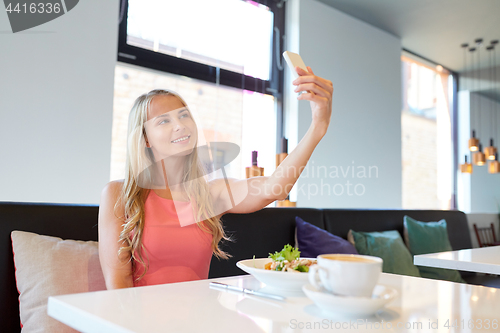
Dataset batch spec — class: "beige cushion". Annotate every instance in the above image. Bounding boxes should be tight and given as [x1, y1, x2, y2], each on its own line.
[11, 230, 106, 333]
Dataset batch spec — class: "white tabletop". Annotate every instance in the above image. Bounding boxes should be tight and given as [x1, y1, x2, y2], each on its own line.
[413, 246, 500, 275]
[48, 273, 500, 333]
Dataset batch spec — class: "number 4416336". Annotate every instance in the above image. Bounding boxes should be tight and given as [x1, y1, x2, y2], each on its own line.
[444, 319, 498, 330]
[5, 2, 61, 14]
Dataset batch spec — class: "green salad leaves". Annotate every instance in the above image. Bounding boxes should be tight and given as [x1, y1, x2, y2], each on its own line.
[267, 244, 316, 272]
[268, 244, 301, 262]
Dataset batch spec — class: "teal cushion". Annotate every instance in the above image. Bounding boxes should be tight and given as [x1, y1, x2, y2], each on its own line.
[404, 215, 466, 283]
[348, 229, 421, 277]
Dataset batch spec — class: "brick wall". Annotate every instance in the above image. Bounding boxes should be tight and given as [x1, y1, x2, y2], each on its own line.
[402, 111, 448, 209]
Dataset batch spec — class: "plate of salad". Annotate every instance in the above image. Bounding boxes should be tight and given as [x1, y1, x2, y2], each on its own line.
[236, 245, 317, 291]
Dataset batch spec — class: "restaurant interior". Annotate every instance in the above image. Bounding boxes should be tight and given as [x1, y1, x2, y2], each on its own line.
[1, 0, 500, 332]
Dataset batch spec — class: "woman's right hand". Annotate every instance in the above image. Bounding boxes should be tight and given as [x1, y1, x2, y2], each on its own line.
[98, 180, 134, 289]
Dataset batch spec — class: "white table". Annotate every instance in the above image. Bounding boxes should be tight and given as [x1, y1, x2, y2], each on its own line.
[414, 246, 500, 275]
[48, 273, 500, 333]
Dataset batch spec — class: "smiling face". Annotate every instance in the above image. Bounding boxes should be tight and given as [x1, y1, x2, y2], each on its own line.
[143, 94, 198, 160]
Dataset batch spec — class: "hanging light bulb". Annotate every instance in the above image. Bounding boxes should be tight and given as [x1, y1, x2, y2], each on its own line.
[485, 139, 497, 160]
[473, 143, 486, 165]
[469, 130, 479, 151]
[489, 153, 500, 174]
[460, 155, 473, 173]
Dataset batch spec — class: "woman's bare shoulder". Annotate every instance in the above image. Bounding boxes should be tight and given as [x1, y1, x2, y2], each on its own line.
[100, 179, 125, 209]
[102, 179, 125, 193]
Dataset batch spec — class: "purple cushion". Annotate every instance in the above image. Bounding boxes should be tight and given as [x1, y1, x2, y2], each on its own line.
[295, 216, 358, 257]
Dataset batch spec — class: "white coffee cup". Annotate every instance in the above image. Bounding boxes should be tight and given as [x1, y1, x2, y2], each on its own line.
[308, 254, 383, 297]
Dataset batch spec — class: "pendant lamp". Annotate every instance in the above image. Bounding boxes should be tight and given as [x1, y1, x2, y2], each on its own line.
[473, 143, 486, 166]
[484, 139, 497, 160]
[460, 155, 473, 173]
[489, 154, 500, 174]
[469, 130, 479, 152]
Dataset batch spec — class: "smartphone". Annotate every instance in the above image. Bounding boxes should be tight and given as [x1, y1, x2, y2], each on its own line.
[283, 51, 308, 80]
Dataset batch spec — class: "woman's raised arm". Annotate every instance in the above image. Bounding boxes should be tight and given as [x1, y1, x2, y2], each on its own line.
[214, 66, 333, 214]
[98, 180, 134, 289]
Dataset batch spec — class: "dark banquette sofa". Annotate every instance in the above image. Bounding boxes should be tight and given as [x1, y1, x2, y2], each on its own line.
[0, 201, 495, 332]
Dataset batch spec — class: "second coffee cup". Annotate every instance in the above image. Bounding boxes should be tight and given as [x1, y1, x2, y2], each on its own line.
[308, 254, 383, 297]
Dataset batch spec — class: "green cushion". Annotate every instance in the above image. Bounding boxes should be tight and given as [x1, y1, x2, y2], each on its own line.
[403, 215, 466, 283]
[348, 229, 421, 277]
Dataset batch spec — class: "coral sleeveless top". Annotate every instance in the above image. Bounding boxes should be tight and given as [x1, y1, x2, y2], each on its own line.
[132, 190, 213, 287]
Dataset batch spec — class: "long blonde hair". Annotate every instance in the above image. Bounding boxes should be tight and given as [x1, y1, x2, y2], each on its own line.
[115, 89, 231, 282]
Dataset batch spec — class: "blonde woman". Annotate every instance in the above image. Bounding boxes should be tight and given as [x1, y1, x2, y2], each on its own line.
[98, 66, 333, 289]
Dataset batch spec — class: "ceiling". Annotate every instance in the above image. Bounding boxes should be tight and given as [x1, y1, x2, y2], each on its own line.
[316, 0, 500, 74]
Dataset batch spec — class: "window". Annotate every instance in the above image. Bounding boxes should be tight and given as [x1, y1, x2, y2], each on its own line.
[126, 0, 274, 80]
[112, 0, 284, 186]
[401, 52, 456, 209]
[117, 0, 284, 95]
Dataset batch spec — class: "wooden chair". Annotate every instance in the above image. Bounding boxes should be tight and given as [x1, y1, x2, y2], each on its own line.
[473, 223, 500, 247]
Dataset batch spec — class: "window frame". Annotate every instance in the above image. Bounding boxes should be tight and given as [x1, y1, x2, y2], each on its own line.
[117, 0, 284, 96]
[117, 0, 286, 155]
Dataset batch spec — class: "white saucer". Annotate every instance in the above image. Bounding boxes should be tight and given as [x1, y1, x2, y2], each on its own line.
[302, 284, 397, 317]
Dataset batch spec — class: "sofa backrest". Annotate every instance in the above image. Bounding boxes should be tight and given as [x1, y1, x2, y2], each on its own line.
[321, 209, 472, 250]
[0, 202, 471, 333]
[210, 208, 471, 278]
